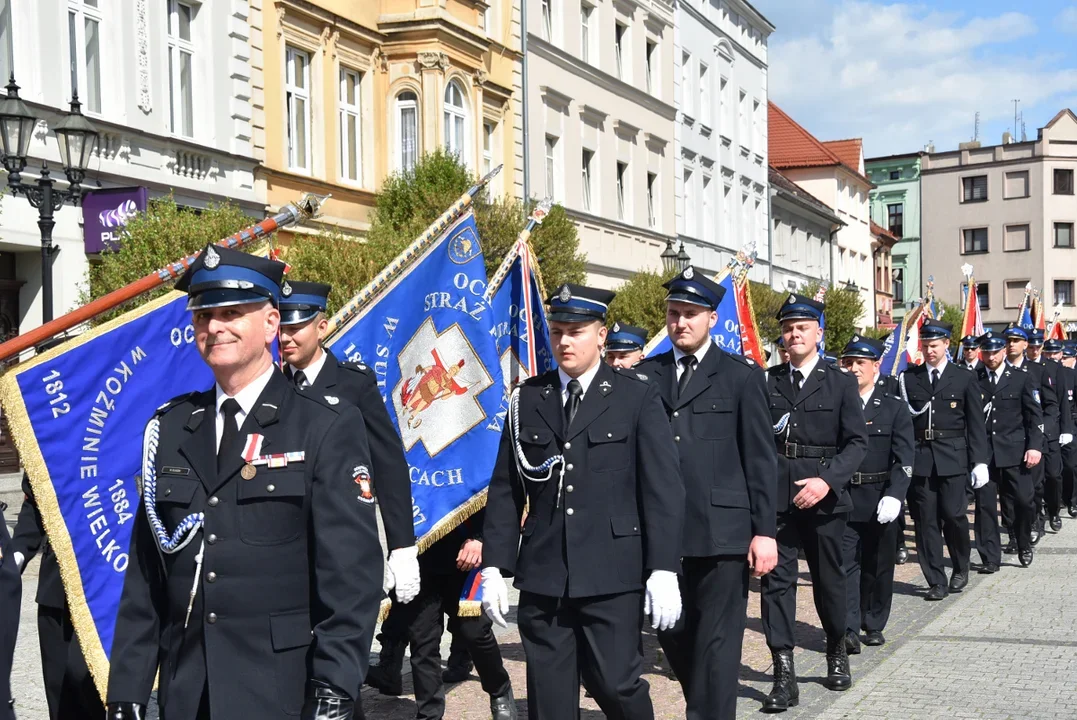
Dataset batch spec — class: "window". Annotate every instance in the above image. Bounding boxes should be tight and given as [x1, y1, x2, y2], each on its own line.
[752, 99, 761, 151]
[581, 149, 594, 211]
[1056, 280, 1075, 307]
[681, 52, 692, 118]
[719, 77, 730, 134]
[887, 203, 903, 238]
[617, 161, 628, 221]
[541, 0, 553, 41]
[702, 175, 713, 243]
[1005, 224, 1030, 252]
[646, 172, 657, 229]
[1055, 169, 1074, 195]
[338, 68, 362, 184]
[1005, 280, 1028, 309]
[483, 121, 495, 176]
[962, 227, 988, 254]
[443, 80, 468, 160]
[962, 175, 987, 202]
[615, 23, 628, 81]
[975, 282, 989, 310]
[699, 63, 710, 126]
[889, 170, 900, 180]
[738, 90, 748, 142]
[0, 0, 14, 90]
[645, 40, 657, 94]
[396, 91, 418, 172]
[68, 0, 103, 114]
[683, 169, 694, 236]
[1005, 170, 1029, 199]
[580, 4, 592, 63]
[892, 267, 904, 303]
[545, 135, 559, 200]
[166, 0, 195, 137]
[1056, 222, 1074, 248]
[285, 46, 311, 172]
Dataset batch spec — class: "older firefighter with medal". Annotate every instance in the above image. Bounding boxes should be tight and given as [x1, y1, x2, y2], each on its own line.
[482, 283, 685, 720]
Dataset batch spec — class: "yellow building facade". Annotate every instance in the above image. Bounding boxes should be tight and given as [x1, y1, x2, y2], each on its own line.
[251, 0, 522, 237]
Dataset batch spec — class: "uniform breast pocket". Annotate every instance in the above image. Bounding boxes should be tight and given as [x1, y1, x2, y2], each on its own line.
[589, 424, 630, 471]
[944, 392, 963, 411]
[867, 423, 892, 445]
[520, 426, 555, 466]
[237, 472, 307, 546]
[155, 475, 199, 529]
[694, 398, 734, 440]
[804, 401, 834, 414]
[994, 391, 1019, 410]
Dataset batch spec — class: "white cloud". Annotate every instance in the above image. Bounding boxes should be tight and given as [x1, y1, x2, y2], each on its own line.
[1058, 6, 1077, 34]
[766, 2, 1077, 156]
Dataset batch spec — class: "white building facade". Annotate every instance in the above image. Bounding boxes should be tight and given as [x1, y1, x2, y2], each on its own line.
[525, 0, 677, 288]
[1, 0, 261, 336]
[673, 0, 772, 282]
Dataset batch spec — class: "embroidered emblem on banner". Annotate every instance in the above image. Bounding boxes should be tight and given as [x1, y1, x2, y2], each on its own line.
[448, 224, 482, 264]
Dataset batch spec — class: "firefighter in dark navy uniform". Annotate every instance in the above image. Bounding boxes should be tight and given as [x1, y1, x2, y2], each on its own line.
[605, 323, 648, 369]
[899, 319, 990, 601]
[1026, 330, 1073, 534]
[761, 293, 868, 712]
[0, 500, 18, 720]
[105, 246, 383, 720]
[837, 337, 913, 654]
[974, 330, 1043, 571]
[959, 334, 980, 371]
[1060, 341, 1077, 517]
[482, 283, 685, 720]
[636, 267, 777, 720]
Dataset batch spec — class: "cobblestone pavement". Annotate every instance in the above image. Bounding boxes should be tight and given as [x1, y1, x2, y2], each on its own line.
[7, 477, 1077, 718]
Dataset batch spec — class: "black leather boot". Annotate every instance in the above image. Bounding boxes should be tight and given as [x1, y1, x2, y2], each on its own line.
[824, 636, 852, 691]
[490, 685, 518, 720]
[762, 649, 799, 712]
[365, 633, 406, 696]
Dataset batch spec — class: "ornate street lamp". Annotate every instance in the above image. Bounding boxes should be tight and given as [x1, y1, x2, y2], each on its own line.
[661, 239, 678, 273]
[0, 75, 99, 323]
[676, 241, 691, 272]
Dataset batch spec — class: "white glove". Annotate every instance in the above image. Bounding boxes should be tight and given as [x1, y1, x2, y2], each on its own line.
[876, 496, 902, 524]
[970, 463, 990, 490]
[480, 567, 510, 628]
[387, 546, 421, 604]
[644, 570, 682, 632]
[1061, 433, 1073, 447]
[13, 552, 24, 570]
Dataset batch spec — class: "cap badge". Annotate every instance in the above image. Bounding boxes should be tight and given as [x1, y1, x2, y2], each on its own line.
[282, 281, 293, 297]
[204, 245, 221, 270]
[559, 285, 572, 303]
[852, 335, 860, 343]
[613, 323, 621, 332]
[683, 266, 695, 280]
[788, 294, 796, 304]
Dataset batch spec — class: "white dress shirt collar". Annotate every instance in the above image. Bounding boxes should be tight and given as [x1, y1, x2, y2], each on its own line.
[288, 347, 329, 387]
[558, 360, 602, 398]
[789, 353, 820, 381]
[672, 339, 711, 370]
[215, 363, 276, 422]
[927, 357, 948, 376]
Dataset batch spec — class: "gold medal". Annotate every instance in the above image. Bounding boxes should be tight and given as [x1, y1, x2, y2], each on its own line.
[241, 463, 257, 480]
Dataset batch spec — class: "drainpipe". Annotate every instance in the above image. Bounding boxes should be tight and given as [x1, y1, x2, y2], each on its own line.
[521, 0, 530, 200]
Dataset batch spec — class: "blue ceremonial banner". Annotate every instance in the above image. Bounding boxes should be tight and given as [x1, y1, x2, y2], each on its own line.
[327, 210, 503, 547]
[645, 271, 738, 357]
[489, 243, 556, 389]
[0, 291, 212, 695]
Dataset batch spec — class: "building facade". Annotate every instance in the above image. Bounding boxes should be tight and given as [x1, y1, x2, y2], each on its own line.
[254, 0, 523, 239]
[866, 151, 924, 322]
[768, 102, 875, 328]
[921, 110, 1077, 329]
[1, 0, 261, 335]
[768, 166, 839, 293]
[673, 0, 773, 282]
[870, 220, 898, 328]
[524, 0, 676, 288]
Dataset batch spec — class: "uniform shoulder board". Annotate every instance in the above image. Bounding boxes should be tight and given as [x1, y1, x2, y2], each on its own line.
[339, 359, 372, 374]
[154, 391, 200, 418]
[613, 367, 650, 383]
[721, 349, 756, 368]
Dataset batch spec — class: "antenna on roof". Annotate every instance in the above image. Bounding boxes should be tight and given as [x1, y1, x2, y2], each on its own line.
[1013, 99, 1021, 138]
[973, 111, 980, 142]
[1021, 113, 1027, 142]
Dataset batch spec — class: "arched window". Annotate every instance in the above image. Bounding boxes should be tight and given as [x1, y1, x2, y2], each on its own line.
[396, 91, 418, 172]
[443, 80, 468, 160]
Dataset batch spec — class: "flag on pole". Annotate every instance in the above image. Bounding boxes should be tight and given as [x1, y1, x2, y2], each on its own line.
[1032, 290, 1047, 331]
[958, 264, 984, 342]
[812, 284, 828, 354]
[1016, 283, 1034, 330]
[734, 271, 765, 365]
[880, 302, 924, 376]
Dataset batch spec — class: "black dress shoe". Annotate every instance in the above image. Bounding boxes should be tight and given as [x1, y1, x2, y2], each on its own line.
[925, 584, 948, 601]
[762, 650, 799, 712]
[896, 545, 909, 565]
[948, 571, 968, 592]
[824, 637, 852, 691]
[1068, 504, 1077, 518]
[1051, 515, 1063, 532]
[845, 630, 861, 655]
[1003, 537, 1018, 554]
[1032, 526, 1044, 545]
[978, 562, 999, 574]
[1019, 549, 1034, 567]
[862, 630, 885, 646]
[490, 687, 518, 720]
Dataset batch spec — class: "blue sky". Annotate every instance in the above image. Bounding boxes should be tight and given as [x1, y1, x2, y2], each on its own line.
[752, 0, 1077, 157]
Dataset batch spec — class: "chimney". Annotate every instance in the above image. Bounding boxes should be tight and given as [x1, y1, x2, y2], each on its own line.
[958, 140, 982, 150]
[924, 142, 935, 153]
[1002, 131, 1013, 144]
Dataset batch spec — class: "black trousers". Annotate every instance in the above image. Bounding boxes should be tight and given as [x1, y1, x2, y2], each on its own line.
[908, 472, 970, 588]
[657, 556, 748, 720]
[517, 590, 653, 720]
[1043, 440, 1064, 518]
[761, 510, 848, 651]
[842, 517, 899, 635]
[1063, 440, 1077, 507]
[0, 528, 18, 720]
[974, 465, 1035, 565]
[37, 605, 104, 720]
[896, 509, 908, 548]
[381, 571, 510, 720]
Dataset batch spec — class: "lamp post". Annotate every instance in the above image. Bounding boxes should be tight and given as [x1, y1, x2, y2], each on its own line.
[661, 239, 692, 273]
[0, 76, 99, 323]
[676, 241, 691, 272]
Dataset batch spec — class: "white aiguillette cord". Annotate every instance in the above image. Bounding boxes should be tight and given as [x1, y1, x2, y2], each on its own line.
[509, 387, 567, 506]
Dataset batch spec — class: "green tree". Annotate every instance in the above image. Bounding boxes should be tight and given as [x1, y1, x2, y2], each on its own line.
[800, 280, 866, 354]
[607, 269, 678, 339]
[78, 197, 257, 324]
[479, 199, 587, 294]
[934, 299, 964, 330]
[284, 230, 381, 316]
[749, 281, 785, 345]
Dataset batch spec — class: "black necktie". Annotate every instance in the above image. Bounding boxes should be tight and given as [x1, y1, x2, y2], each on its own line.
[931, 368, 939, 389]
[218, 398, 241, 473]
[564, 379, 583, 429]
[293, 369, 309, 390]
[792, 369, 804, 398]
[677, 356, 696, 398]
